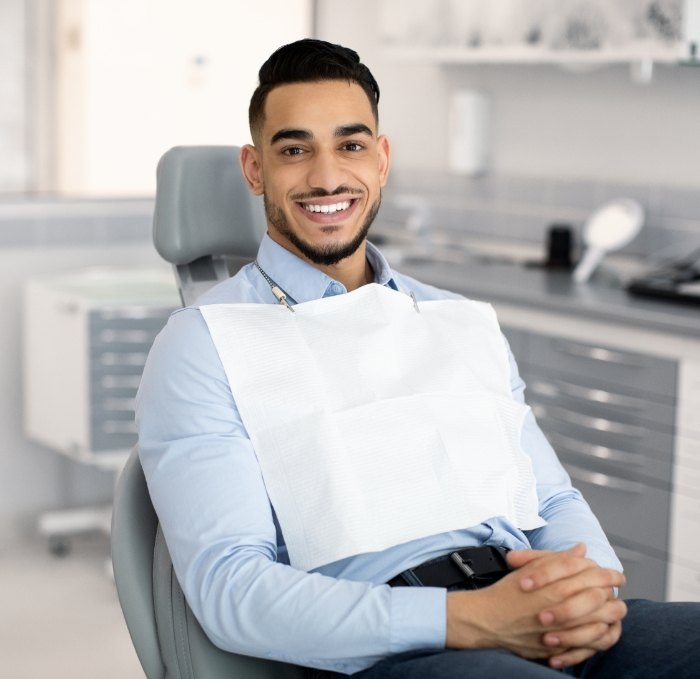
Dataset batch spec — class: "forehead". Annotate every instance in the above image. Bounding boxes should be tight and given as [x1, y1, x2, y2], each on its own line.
[262, 81, 376, 141]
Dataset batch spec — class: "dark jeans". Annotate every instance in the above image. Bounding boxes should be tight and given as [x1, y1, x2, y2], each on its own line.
[309, 599, 700, 678]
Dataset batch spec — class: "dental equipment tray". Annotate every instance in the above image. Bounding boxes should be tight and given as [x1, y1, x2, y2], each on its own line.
[627, 262, 700, 306]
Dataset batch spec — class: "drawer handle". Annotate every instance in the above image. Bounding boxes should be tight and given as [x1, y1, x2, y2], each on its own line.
[99, 352, 148, 366]
[97, 306, 173, 320]
[530, 380, 646, 412]
[99, 329, 154, 343]
[551, 340, 646, 368]
[566, 464, 644, 494]
[100, 398, 136, 412]
[546, 431, 643, 468]
[100, 375, 142, 389]
[101, 420, 138, 434]
[532, 404, 646, 438]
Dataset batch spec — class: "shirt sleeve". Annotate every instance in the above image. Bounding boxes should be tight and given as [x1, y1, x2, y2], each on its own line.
[505, 339, 623, 572]
[136, 308, 446, 674]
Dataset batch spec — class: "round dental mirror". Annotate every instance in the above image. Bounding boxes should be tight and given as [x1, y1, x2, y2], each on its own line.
[573, 199, 644, 283]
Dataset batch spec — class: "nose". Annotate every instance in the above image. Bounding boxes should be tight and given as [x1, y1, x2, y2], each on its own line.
[305, 148, 347, 194]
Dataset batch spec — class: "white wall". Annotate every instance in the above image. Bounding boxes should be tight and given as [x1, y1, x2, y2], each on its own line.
[55, 0, 312, 195]
[317, 0, 700, 189]
[445, 62, 700, 187]
[0, 0, 29, 191]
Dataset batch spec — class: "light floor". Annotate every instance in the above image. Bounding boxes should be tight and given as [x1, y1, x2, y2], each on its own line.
[1, 533, 144, 679]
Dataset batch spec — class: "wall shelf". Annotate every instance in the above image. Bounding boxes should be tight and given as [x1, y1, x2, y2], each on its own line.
[382, 44, 693, 66]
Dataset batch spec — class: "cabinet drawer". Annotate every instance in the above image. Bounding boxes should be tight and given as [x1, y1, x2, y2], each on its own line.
[544, 429, 672, 488]
[86, 310, 169, 453]
[612, 543, 667, 601]
[525, 372, 675, 430]
[562, 461, 670, 554]
[90, 308, 173, 328]
[527, 333, 677, 399]
[90, 372, 143, 397]
[531, 397, 671, 449]
[533, 405, 674, 486]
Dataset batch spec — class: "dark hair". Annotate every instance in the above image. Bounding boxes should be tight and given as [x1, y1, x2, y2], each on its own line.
[249, 39, 380, 142]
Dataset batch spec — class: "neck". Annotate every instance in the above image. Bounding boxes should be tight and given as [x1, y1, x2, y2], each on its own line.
[269, 229, 374, 292]
[314, 244, 374, 292]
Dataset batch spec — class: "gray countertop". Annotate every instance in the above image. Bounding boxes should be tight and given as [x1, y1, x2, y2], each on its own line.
[392, 255, 700, 340]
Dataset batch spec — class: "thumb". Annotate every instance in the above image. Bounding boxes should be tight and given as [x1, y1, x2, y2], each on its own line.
[507, 542, 587, 569]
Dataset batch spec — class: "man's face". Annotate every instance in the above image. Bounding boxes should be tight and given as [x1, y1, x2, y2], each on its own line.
[242, 80, 390, 267]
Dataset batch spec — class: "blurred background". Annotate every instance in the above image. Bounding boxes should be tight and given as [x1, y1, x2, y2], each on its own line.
[2, 1, 699, 677]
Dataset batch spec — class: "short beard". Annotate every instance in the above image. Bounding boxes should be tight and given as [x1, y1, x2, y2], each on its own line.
[264, 193, 381, 267]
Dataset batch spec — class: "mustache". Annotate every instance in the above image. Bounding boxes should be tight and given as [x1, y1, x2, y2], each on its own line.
[291, 187, 363, 202]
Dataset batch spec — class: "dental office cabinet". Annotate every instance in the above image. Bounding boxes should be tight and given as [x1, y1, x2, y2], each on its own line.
[23, 269, 178, 467]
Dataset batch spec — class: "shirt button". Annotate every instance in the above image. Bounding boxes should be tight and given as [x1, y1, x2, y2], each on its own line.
[330, 283, 342, 294]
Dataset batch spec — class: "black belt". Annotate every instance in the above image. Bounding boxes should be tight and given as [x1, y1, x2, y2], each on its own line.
[388, 546, 512, 590]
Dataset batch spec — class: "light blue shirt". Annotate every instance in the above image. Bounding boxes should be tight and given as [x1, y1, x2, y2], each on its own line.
[136, 234, 621, 674]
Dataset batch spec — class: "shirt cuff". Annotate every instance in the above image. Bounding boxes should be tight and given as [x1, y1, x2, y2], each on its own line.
[389, 586, 446, 654]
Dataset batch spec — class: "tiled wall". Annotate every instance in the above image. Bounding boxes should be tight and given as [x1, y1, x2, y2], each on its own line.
[2, 174, 693, 263]
[381, 171, 700, 263]
[0, 198, 154, 248]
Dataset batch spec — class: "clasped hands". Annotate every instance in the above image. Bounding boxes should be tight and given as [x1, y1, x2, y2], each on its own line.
[445, 543, 627, 670]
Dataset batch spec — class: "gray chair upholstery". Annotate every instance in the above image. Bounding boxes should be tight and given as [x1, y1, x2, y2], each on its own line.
[111, 447, 165, 678]
[112, 146, 306, 679]
[153, 145, 267, 305]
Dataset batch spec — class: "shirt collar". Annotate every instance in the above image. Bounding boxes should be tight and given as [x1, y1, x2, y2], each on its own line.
[255, 233, 399, 305]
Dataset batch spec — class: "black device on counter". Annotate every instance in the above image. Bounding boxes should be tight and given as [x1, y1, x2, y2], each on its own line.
[526, 223, 577, 270]
[627, 251, 700, 306]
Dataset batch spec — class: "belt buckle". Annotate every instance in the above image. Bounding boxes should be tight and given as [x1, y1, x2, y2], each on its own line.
[450, 551, 477, 578]
[450, 546, 511, 586]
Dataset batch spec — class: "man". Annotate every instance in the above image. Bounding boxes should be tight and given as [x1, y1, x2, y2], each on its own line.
[136, 39, 700, 678]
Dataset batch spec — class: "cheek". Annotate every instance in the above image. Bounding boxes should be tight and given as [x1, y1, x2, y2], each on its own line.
[360, 172, 382, 195]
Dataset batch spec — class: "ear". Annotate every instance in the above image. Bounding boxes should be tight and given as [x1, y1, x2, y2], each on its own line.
[240, 144, 264, 195]
[377, 135, 391, 188]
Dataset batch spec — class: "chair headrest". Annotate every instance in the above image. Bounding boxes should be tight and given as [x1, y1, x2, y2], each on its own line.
[153, 146, 267, 265]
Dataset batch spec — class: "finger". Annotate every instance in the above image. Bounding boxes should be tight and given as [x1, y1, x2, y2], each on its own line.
[547, 620, 623, 670]
[559, 617, 624, 651]
[548, 646, 597, 670]
[516, 545, 593, 592]
[539, 586, 612, 627]
[560, 599, 628, 630]
[538, 569, 626, 628]
[538, 569, 626, 623]
[596, 620, 623, 650]
[507, 543, 586, 570]
[543, 621, 610, 649]
[506, 549, 553, 571]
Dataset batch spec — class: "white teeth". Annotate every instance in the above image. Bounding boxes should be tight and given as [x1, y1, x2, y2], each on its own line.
[303, 200, 352, 214]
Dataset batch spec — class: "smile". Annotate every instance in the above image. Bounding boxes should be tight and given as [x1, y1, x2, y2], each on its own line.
[302, 200, 353, 214]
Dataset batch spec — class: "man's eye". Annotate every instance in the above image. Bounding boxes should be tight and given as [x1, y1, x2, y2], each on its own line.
[282, 147, 304, 156]
[343, 142, 363, 152]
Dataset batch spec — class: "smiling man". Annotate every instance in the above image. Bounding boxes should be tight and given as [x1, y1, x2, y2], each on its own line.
[241, 78, 389, 284]
[136, 39, 700, 679]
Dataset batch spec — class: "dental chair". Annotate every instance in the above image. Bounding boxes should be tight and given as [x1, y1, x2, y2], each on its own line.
[111, 146, 306, 679]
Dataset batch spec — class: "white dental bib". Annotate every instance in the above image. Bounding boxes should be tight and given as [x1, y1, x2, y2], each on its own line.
[200, 284, 544, 571]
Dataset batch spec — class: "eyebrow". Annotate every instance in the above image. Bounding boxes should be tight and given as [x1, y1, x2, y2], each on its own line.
[270, 123, 374, 146]
[335, 123, 374, 138]
[270, 128, 313, 145]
